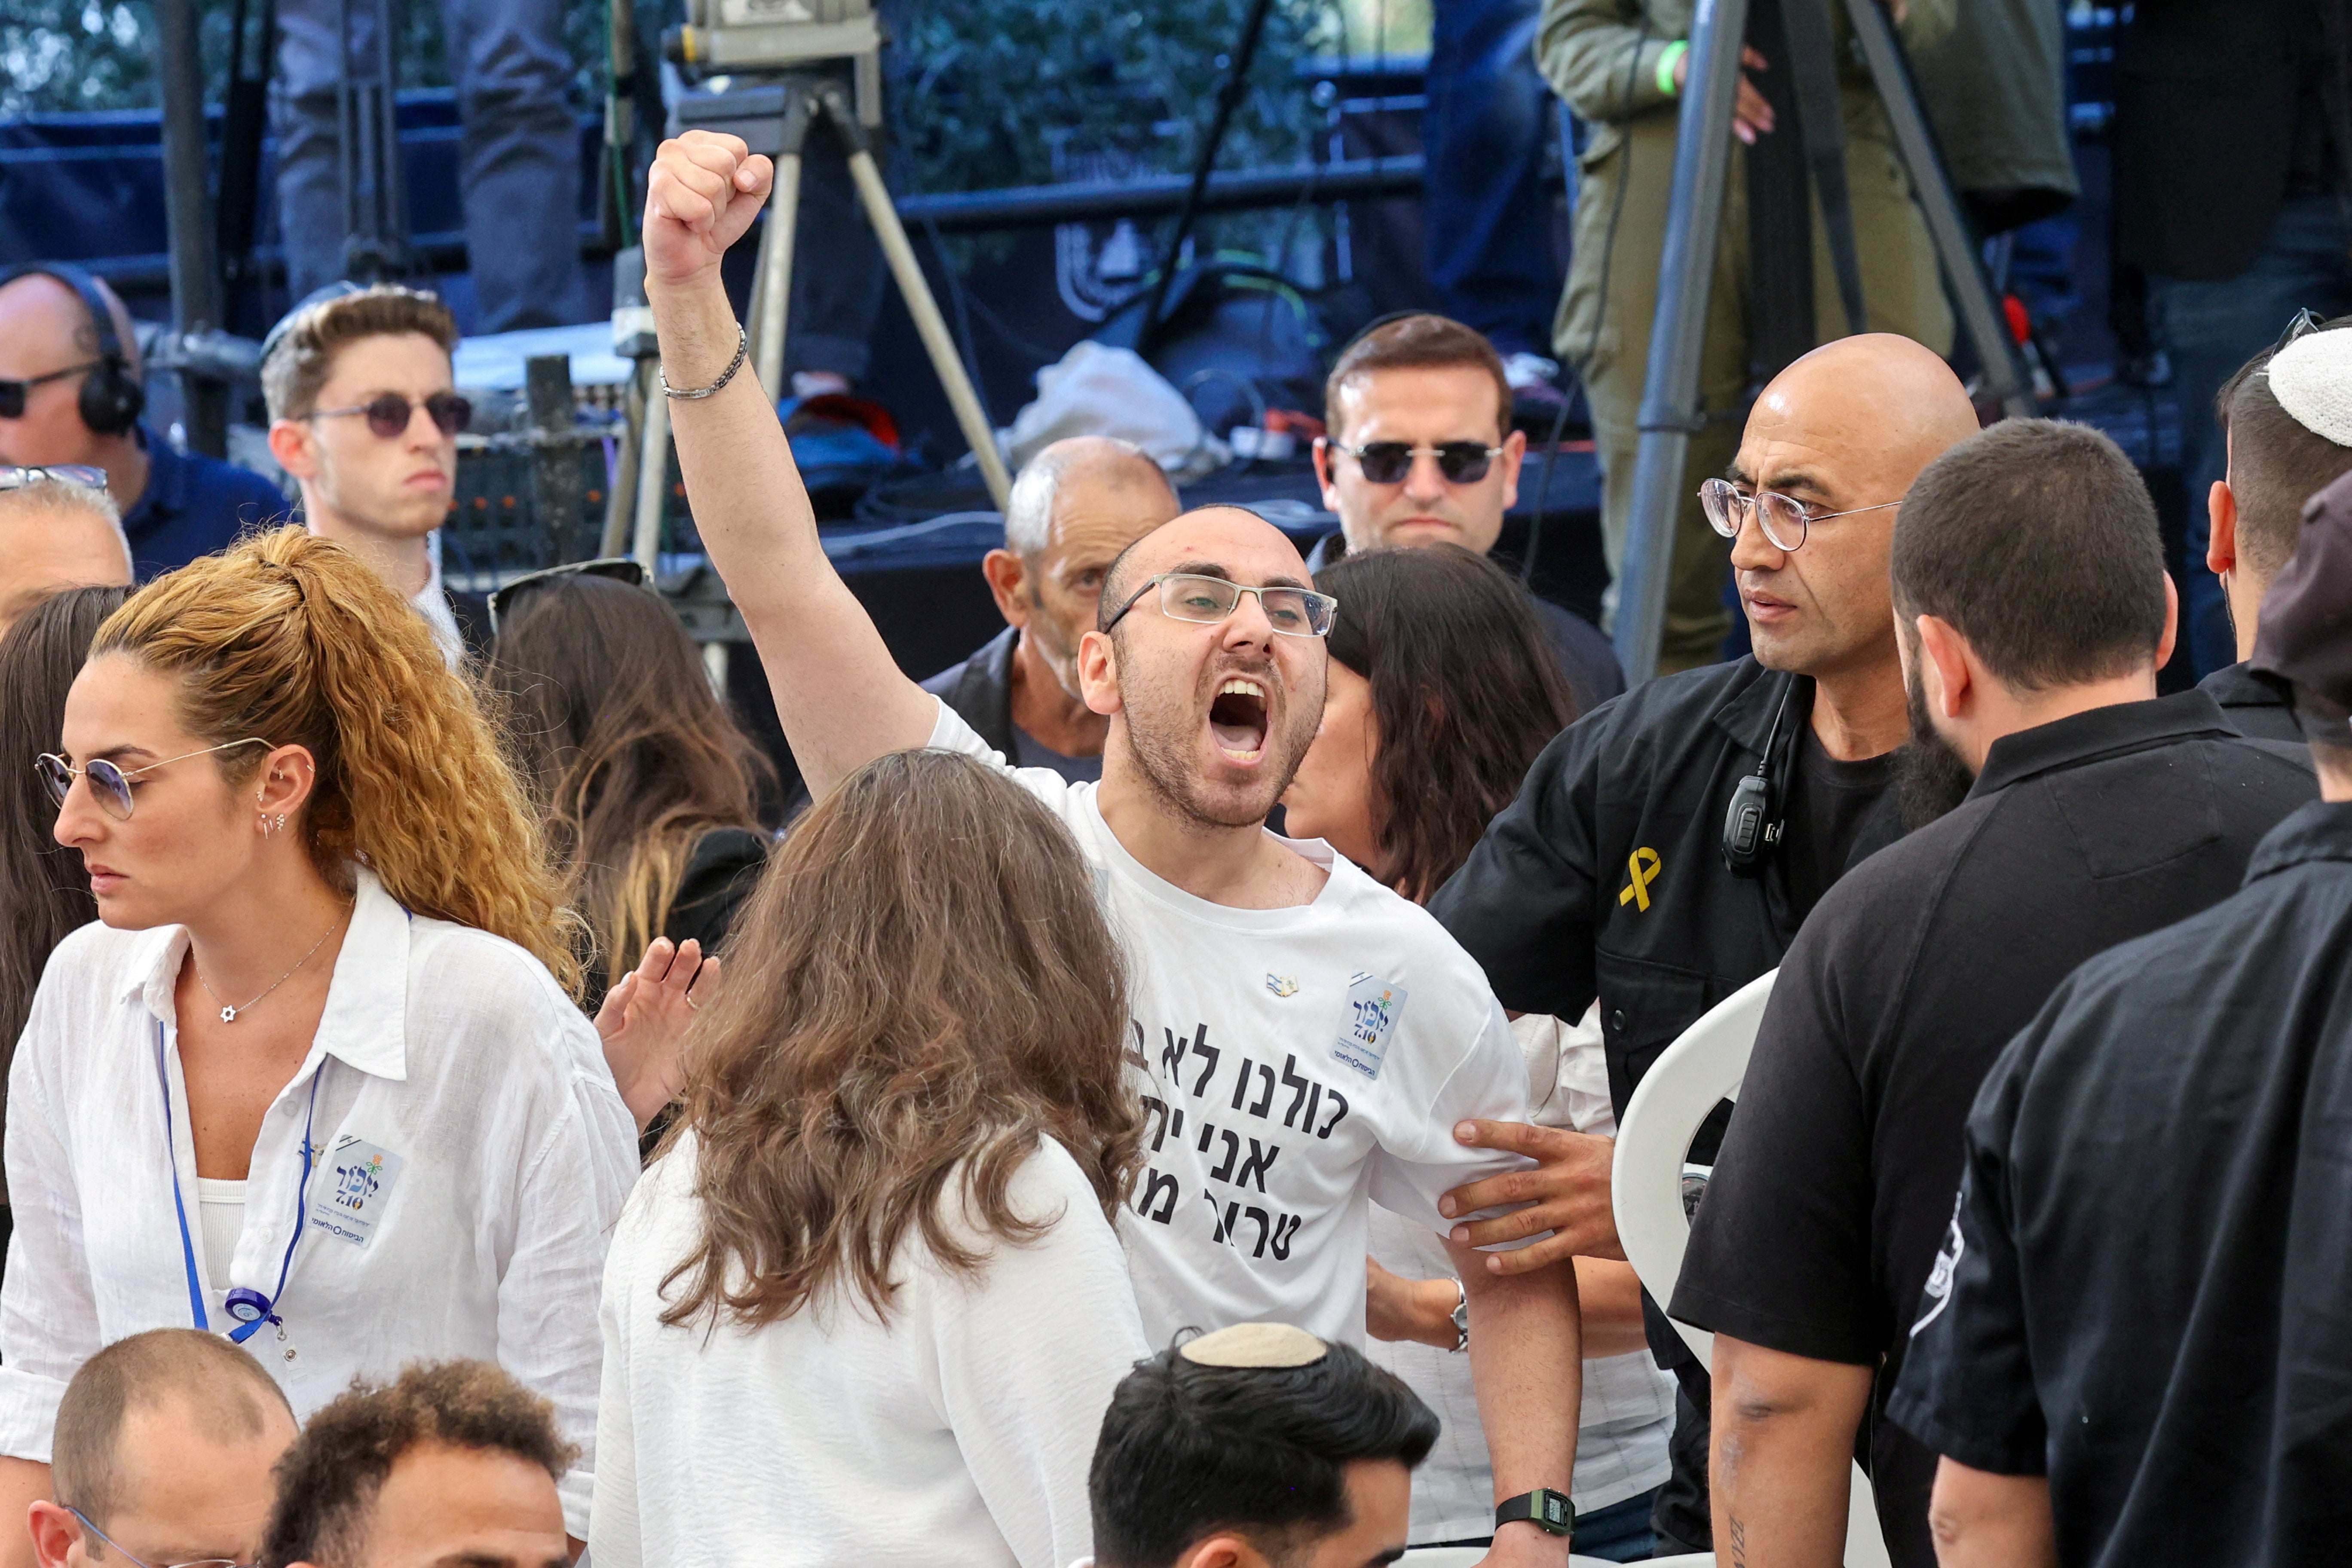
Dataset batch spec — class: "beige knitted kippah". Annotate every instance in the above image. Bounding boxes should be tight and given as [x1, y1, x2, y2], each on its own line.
[2267, 328, 2352, 447]
[1179, 1323, 1329, 1369]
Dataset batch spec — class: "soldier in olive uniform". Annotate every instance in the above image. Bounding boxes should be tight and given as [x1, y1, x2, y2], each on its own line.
[1538, 0, 1955, 671]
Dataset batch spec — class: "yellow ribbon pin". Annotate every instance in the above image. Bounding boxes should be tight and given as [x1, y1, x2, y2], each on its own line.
[1618, 847, 1661, 912]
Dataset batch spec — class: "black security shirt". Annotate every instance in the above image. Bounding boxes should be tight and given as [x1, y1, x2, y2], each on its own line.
[1431, 657, 1904, 1118]
[1779, 726, 1897, 917]
[2199, 658, 2302, 743]
[1888, 799, 2352, 1568]
[1670, 691, 2316, 1568]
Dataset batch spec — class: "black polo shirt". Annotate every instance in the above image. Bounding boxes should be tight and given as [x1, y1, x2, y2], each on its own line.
[1669, 690, 2315, 1568]
[2198, 659, 2301, 743]
[117, 425, 290, 579]
[1887, 799, 2352, 1568]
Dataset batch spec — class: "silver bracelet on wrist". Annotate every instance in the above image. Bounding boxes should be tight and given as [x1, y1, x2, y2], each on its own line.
[1450, 1277, 1470, 1353]
[659, 323, 748, 400]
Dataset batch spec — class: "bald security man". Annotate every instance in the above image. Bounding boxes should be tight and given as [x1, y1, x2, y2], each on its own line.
[923, 435, 1182, 783]
[0, 471, 132, 640]
[1424, 334, 1984, 1555]
[0, 267, 287, 579]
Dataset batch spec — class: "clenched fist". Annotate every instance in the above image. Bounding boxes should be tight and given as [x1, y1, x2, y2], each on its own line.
[643, 131, 775, 292]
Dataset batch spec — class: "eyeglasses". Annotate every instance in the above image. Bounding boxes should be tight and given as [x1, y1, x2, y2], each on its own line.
[66, 1505, 251, 1568]
[1699, 478, 1898, 552]
[37, 738, 274, 822]
[2276, 307, 2327, 352]
[1101, 572, 1338, 638]
[486, 556, 648, 637]
[0, 463, 107, 491]
[308, 391, 472, 440]
[0, 361, 103, 421]
[1326, 440, 1505, 486]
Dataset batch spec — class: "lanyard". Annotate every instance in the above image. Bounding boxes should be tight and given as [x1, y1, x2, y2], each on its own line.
[153, 1021, 324, 1344]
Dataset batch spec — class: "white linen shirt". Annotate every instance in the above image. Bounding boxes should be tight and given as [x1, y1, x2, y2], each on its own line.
[0, 870, 637, 1536]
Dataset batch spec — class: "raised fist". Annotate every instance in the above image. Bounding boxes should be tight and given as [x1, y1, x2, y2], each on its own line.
[643, 131, 775, 292]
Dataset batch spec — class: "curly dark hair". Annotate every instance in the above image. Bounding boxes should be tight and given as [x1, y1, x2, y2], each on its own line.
[258, 1360, 577, 1568]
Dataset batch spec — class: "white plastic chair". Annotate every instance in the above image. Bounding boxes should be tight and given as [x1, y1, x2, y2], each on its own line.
[1610, 968, 1892, 1568]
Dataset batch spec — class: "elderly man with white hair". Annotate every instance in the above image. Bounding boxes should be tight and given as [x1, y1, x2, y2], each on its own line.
[921, 434, 1183, 782]
[0, 466, 133, 640]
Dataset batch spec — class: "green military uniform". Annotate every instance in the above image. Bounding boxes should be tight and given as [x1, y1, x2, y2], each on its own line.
[1539, 0, 1956, 671]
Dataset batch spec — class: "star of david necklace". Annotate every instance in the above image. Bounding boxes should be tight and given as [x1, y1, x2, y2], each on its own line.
[192, 907, 349, 1024]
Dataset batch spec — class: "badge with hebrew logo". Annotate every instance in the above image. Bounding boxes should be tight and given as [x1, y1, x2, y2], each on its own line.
[307, 1136, 406, 1250]
[1332, 972, 1408, 1080]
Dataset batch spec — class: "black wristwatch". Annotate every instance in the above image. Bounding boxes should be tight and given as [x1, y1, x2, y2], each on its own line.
[1494, 1488, 1574, 1538]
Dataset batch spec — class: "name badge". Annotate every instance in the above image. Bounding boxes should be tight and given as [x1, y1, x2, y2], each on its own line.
[1331, 972, 1409, 1081]
[308, 1136, 405, 1250]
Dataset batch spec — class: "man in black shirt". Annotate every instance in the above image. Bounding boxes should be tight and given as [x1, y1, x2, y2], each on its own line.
[2196, 314, 2352, 742]
[1425, 332, 1982, 1551]
[1670, 420, 2316, 1568]
[1888, 469, 2352, 1568]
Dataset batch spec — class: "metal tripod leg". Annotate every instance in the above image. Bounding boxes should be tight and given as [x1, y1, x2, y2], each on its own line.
[1841, 0, 2031, 416]
[632, 362, 672, 572]
[1615, 0, 1749, 683]
[827, 88, 1013, 512]
[746, 89, 813, 398]
[1782, 0, 1865, 335]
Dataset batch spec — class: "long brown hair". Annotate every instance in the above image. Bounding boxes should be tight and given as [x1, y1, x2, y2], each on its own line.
[487, 575, 771, 992]
[1316, 545, 1578, 900]
[91, 527, 585, 995]
[659, 748, 1139, 1328]
[0, 586, 133, 1066]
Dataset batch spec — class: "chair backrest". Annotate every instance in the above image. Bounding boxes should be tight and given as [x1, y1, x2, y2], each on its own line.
[1608, 968, 1893, 1568]
[1611, 968, 1777, 1371]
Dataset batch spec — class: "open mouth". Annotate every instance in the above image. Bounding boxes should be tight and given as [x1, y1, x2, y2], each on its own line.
[1209, 677, 1270, 762]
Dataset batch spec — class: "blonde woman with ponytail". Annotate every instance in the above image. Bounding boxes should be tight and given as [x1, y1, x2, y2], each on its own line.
[0, 527, 641, 1556]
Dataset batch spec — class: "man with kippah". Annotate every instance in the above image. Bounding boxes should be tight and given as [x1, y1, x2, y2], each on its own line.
[2198, 314, 2352, 742]
[1886, 468, 2352, 1565]
[1082, 1323, 1442, 1568]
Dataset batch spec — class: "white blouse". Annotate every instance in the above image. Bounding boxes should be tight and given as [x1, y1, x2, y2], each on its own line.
[591, 1132, 1149, 1568]
[0, 869, 637, 1536]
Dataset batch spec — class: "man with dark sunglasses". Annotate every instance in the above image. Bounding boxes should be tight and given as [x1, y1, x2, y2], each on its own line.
[1310, 314, 1623, 716]
[24, 1329, 296, 1568]
[0, 267, 286, 580]
[261, 285, 488, 666]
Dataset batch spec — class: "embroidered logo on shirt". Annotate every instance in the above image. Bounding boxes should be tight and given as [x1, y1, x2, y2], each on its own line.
[307, 1136, 406, 1250]
[1331, 973, 1408, 1080]
[1266, 974, 1299, 997]
[1618, 846, 1662, 911]
[1910, 1189, 1967, 1338]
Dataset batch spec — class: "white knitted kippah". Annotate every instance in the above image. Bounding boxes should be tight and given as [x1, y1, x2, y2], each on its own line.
[1179, 1322, 1329, 1369]
[2266, 328, 2352, 447]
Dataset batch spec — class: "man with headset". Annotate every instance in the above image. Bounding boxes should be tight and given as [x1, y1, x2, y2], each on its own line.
[0, 265, 288, 579]
[1422, 331, 1980, 1554]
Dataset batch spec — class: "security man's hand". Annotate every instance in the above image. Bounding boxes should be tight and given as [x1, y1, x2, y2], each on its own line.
[1442, 1120, 1625, 1274]
[643, 131, 774, 294]
[1673, 44, 1776, 145]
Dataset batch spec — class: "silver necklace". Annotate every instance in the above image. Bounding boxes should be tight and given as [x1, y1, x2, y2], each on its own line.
[193, 907, 349, 1024]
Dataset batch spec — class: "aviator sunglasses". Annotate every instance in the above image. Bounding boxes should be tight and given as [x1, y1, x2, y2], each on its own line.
[65, 1506, 250, 1568]
[308, 390, 473, 440]
[0, 361, 103, 420]
[36, 737, 273, 823]
[1324, 439, 1506, 486]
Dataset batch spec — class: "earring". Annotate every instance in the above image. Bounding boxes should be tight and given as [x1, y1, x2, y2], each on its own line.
[259, 813, 287, 838]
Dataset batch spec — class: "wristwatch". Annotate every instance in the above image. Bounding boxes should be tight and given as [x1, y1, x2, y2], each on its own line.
[1449, 1278, 1470, 1353]
[1494, 1488, 1574, 1539]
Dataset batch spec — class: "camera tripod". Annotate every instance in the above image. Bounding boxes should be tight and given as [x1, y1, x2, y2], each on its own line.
[1612, 0, 2035, 683]
[660, 9, 1013, 516]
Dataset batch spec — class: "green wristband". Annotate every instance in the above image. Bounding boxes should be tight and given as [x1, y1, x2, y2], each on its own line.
[1656, 39, 1689, 97]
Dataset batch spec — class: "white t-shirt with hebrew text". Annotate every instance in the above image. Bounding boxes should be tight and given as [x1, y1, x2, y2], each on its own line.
[928, 700, 1536, 1347]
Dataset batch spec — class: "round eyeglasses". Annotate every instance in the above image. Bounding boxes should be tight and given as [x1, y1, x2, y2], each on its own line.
[37, 738, 274, 822]
[309, 391, 472, 440]
[1699, 477, 1899, 552]
[1101, 573, 1339, 639]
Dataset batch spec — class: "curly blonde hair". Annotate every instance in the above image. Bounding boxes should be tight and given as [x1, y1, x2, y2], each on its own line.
[93, 527, 585, 995]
